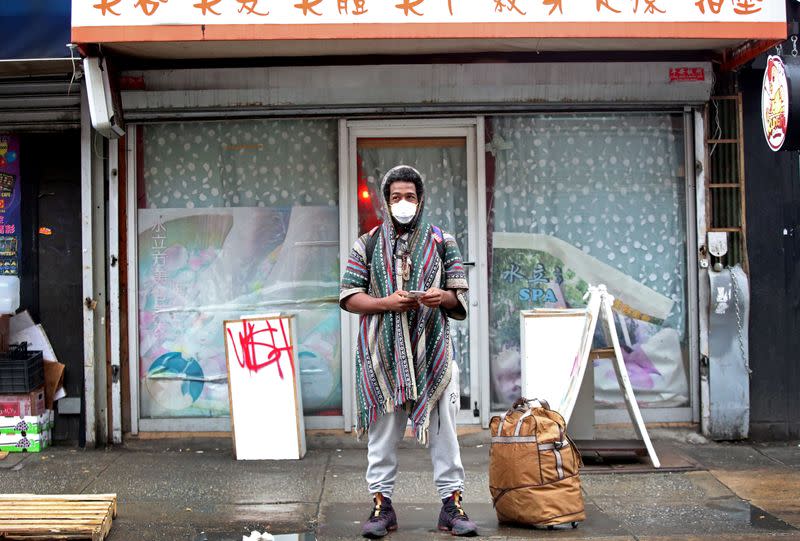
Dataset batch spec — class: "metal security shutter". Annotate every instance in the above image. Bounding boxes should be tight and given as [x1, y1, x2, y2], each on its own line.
[0, 75, 81, 130]
[120, 62, 713, 121]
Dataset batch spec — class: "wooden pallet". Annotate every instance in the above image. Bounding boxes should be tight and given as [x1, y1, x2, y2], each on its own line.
[0, 494, 117, 541]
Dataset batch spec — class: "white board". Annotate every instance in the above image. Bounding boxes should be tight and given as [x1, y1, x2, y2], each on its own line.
[520, 308, 595, 421]
[224, 315, 306, 460]
[519, 286, 660, 468]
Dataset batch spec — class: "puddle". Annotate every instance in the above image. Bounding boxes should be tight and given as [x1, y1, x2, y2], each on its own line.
[704, 499, 797, 531]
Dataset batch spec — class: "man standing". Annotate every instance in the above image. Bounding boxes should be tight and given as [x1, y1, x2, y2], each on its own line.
[340, 165, 478, 538]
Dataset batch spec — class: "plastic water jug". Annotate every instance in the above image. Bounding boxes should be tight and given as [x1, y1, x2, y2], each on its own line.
[0, 275, 20, 314]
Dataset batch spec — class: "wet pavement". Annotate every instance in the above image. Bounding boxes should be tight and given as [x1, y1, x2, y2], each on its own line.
[1, 431, 799, 541]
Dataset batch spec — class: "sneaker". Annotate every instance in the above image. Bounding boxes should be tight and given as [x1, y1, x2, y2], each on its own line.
[438, 491, 478, 536]
[361, 493, 398, 538]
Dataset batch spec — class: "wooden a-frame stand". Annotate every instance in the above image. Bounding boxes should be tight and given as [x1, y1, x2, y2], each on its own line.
[573, 285, 660, 468]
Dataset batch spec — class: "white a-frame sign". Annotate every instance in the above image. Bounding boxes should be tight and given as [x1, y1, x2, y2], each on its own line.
[520, 285, 660, 468]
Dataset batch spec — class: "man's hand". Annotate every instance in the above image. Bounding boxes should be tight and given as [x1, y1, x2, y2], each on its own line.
[343, 289, 457, 315]
[383, 290, 420, 313]
[420, 287, 457, 309]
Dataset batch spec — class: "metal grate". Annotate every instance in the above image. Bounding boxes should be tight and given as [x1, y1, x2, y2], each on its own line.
[705, 95, 748, 272]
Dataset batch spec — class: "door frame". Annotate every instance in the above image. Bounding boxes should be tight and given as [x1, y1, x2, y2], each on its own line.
[338, 117, 491, 428]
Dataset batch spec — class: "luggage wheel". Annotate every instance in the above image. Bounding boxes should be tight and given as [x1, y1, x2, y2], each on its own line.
[541, 522, 580, 530]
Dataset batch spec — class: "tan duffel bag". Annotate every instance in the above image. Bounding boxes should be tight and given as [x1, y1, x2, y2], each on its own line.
[489, 397, 585, 528]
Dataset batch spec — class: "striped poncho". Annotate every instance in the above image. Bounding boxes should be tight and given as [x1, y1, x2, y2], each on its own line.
[339, 166, 468, 444]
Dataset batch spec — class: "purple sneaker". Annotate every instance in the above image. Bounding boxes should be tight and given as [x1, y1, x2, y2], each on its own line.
[438, 491, 478, 537]
[361, 493, 398, 538]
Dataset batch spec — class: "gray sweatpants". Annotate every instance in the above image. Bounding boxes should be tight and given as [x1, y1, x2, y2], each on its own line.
[365, 364, 465, 500]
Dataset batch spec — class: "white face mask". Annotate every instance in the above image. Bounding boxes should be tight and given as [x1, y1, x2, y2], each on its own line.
[390, 200, 417, 224]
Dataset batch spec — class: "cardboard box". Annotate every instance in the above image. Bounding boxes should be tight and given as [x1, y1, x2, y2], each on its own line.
[9, 312, 65, 408]
[0, 410, 53, 435]
[9, 310, 35, 336]
[11, 323, 58, 363]
[0, 386, 46, 417]
[0, 430, 50, 453]
[43, 360, 65, 409]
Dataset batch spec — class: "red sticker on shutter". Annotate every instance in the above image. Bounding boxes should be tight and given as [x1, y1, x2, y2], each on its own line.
[669, 68, 705, 82]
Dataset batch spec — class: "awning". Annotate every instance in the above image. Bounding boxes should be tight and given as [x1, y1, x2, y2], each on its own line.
[2, 0, 70, 60]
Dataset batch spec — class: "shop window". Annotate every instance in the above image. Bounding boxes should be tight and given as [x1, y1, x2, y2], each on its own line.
[137, 119, 342, 419]
[487, 114, 690, 411]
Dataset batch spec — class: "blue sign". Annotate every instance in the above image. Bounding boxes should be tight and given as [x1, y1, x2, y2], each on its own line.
[0, 0, 71, 60]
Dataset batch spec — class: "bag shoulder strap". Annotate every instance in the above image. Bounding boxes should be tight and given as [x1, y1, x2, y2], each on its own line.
[364, 226, 381, 270]
[430, 225, 446, 261]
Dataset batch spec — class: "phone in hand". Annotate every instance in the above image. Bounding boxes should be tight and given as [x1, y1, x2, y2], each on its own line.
[404, 290, 427, 298]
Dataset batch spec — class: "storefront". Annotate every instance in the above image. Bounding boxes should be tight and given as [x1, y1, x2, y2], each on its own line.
[70, 0, 786, 440]
[2, 0, 84, 443]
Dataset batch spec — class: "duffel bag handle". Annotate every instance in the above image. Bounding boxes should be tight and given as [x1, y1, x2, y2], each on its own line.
[495, 397, 550, 437]
[512, 397, 550, 411]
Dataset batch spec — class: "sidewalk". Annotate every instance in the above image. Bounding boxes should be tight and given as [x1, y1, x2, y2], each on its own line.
[1, 430, 799, 541]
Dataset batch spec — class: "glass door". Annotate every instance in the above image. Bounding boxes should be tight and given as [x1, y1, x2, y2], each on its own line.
[343, 121, 484, 424]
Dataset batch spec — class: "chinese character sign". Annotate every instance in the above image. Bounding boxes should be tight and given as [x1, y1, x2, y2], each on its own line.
[669, 66, 706, 82]
[72, 0, 786, 29]
[0, 135, 21, 276]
